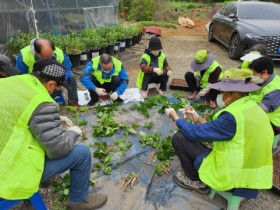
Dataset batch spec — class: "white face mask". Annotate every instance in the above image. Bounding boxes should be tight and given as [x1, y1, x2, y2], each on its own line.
[101, 68, 113, 74]
[251, 75, 264, 84]
[150, 50, 160, 56]
[216, 93, 231, 108]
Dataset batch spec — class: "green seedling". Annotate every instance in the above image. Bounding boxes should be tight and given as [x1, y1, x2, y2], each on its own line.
[114, 137, 133, 156]
[78, 119, 88, 126]
[144, 122, 153, 129]
[154, 160, 171, 176]
[51, 173, 71, 202]
[95, 154, 113, 175]
[90, 179, 98, 186]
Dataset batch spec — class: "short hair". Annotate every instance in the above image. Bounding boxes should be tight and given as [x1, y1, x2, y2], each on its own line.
[249, 44, 268, 56]
[249, 56, 274, 74]
[34, 39, 55, 54]
[100, 54, 112, 65]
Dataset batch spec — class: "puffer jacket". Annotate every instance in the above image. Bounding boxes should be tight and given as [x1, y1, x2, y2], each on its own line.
[29, 102, 79, 159]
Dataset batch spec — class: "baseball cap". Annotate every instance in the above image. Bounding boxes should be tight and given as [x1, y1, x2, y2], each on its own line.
[33, 58, 70, 90]
[0, 54, 20, 76]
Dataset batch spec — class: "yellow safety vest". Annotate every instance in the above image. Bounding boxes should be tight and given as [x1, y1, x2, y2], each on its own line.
[136, 53, 166, 89]
[21, 46, 64, 74]
[195, 60, 223, 88]
[250, 75, 280, 127]
[0, 75, 55, 199]
[199, 96, 273, 190]
[92, 56, 122, 84]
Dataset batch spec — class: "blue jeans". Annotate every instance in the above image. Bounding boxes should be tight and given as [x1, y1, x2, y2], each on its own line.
[41, 145, 91, 203]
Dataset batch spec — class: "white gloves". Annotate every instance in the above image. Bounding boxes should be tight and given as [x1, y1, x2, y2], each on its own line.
[68, 126, 82, 136]
[165, 108, 175, 118]
[60, 116, 73, 127]
[153, 68, 163, 76]
[94, 88, 107, 96]
[110, 92, 118, 100]
[185, 108, 200, 122]
[198, 85, 211, 96]
[167, 70, 173, 77]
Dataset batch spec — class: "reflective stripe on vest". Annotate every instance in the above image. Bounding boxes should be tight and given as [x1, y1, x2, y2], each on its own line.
[195, 60, 223, 88]
[92, 56, 122, 84]
[136, 53, 166, 89]
[0, 75, 55, 199]
[199, 96, 273, 191]
[250, 75, 280, 127]
[21, 46, 64, 74]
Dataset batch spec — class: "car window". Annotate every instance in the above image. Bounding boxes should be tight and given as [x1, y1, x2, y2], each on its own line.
[219, 4, 231, 16]
[238, 4, 280, 20]
[227, 5, 237, 17]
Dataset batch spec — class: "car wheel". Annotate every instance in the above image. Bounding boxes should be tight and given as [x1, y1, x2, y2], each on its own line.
[229, 34, 241, 60]
[208, 24, 215, 42]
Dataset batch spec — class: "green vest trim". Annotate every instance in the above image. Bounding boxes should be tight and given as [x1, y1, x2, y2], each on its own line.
[91, 56, 122, 84]
[250, 75, 280, 127]
[136, 53, 166, 89]
[195, 60, 223, 88]
[0, 75, 55, 199]
[21, 46, 64, 74]
[199, 96, 273, 190]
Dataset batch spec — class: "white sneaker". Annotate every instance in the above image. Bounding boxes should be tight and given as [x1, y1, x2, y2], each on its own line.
[140, 90, 148, 99]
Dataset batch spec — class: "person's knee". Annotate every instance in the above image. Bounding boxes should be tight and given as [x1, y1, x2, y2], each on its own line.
[73, 145, 91, 163]
[185, 71, 194, 80]
[172, 131, 184, 149]
[111, 76, 121, 84]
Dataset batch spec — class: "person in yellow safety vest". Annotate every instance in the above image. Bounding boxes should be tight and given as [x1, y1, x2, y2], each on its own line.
[165, 68, 273, 194]
[0, 58, 107, 210]
[0, 54, 20, 78]
[240, 44, 277, 74]
[80, 53, 129, 106]
[136, 36, 173, 99]
[185, 49, 223, 108]
[249, 56, 280, 135]
[16, 38, 80, 107]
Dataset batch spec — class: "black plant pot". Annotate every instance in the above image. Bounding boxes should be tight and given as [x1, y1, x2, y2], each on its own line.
[119, 40, 126, 52]
[89, 48, 100, 60]
[99, 46, 108, 55]
[107, 44, 115, 55]
[125, 38, 132, 48]
[69, 53, 81, 68]
[137, 32, 142, 43]
[80, 50, 89, 65]
[132, 36, 138, 46]
[114, 42, 120, 54]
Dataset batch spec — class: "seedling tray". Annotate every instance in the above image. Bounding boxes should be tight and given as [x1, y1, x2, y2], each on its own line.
[170, 78, 192, 91]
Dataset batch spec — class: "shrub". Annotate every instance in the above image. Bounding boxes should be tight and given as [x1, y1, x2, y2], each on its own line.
[128, 0, 156, 21]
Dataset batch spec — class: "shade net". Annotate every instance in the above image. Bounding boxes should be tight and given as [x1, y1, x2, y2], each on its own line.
[0, 0, 118, 44]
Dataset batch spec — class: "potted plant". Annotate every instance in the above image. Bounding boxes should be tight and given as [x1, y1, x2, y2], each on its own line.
[65, 34, 84, 67]
[105, 32, 118, 55]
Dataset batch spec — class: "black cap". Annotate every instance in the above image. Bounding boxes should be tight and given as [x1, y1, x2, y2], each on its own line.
[0, 54, 20, 76]
[148, 36, 163, 50]
[33, 58, 70, 90]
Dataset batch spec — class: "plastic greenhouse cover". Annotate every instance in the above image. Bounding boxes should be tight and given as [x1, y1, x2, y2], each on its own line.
[0, 0, 118, 44]
[77, 97, 227, 210]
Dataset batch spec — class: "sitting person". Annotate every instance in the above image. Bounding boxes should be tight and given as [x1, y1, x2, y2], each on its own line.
[0, 54, 20, 78]
[0, 59, 107, 209]
[80, 53, 129, 106]
[249, 56, 280, 135]
[240, 44, 267, 69]
[136, 36, 173, 99]
[16, 38, 80, 106]
[185, 49, 223, 108]
[165, 68, 273, 194]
